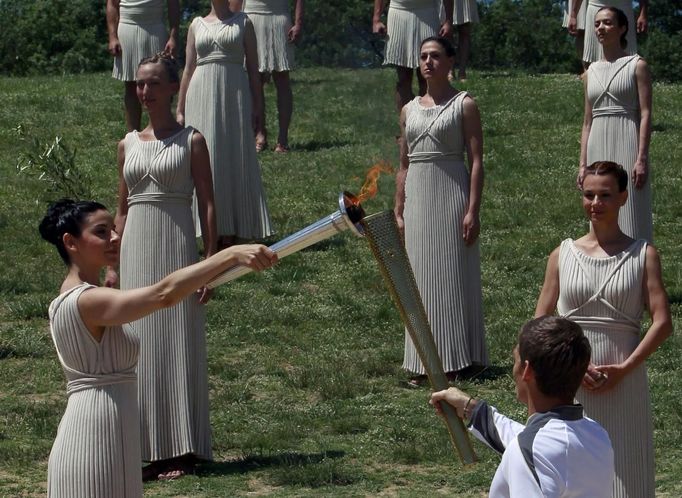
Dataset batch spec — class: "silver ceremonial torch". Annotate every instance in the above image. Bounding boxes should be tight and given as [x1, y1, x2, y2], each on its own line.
[207, 191, 366, 288]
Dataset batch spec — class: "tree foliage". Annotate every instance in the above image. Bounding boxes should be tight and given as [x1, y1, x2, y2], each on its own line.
[0, 0, 679, 80]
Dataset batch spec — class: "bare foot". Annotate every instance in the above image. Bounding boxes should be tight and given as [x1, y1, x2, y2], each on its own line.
[274, 143, 290, 153]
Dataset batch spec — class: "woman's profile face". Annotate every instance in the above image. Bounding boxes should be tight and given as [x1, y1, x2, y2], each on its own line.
[581, 173, 627, 224]
[594, 10, 625, 46]
[419, 41, 453, 80]
[135, 62, 179, 110]
[68, 210, 120, 268]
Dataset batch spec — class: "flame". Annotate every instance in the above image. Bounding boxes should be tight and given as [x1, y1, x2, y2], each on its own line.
[356, 161, 394, 204]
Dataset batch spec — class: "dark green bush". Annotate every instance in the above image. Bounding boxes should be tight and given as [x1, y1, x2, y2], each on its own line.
[0, 0, 109, 76]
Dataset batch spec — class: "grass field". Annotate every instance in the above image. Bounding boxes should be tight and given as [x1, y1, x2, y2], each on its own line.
[0, 67, 680, 497]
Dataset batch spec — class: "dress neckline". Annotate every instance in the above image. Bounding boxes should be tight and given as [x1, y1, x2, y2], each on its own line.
[133, 127, 186, 143]
[416, 92, 461, 110]
[569, 238, 641, 260]
[199, 11, 242, 25]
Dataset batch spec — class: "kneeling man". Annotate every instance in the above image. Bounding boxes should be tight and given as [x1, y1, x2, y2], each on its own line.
[431, 316, 614, 497]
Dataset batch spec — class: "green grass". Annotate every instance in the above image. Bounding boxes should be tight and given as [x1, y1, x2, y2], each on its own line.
[1, 67, 681, 496]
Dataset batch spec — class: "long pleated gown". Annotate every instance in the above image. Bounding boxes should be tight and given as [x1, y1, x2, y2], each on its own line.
[243, 0, 294, 72]
[47, 284, 142, 497]
[113, 0, 168, 82]
[586, 54, 652, 242]
[384, 0, 440, 69]
[558, 238, 654, 498]
[402, 92, 488, 374]
[120, 127, 212, 462]
[185, 13, 272, 239]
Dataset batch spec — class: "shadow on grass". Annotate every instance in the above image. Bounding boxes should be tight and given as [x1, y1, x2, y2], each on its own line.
[197, 449, 345, 477]
[293, 139, 352, 152]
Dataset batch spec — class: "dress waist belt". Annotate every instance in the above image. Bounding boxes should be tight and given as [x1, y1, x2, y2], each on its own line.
[119, 7, 165, 24]
[588, 0, 629, 8]
[408, 151, 464, 163]
[244, 0, 289, 15]
[592, 106, 637, 119]
[66, 371, 137, 396]
[196, 55, 244, 66]
[568, 316, 640, 334]
[390, 0, 437, 11]
[128, 192, 192, 206]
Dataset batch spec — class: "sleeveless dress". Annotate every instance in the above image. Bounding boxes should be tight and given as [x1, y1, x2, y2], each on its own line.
[562, 0, 586, 30]
[441, 0, 479, 26]
[243, 0, 294, 73]
[185, 13, 273, 240]
[384, 0, 441, 69]
[119, 127, 212, 462]
[586, 55, 652, 242]
[582, 0, 637, 63]
[47, 284, 142, 497]
[113, 0, 168, 82]
[558, 238, 654, 498]
[402, 92, 488, 374]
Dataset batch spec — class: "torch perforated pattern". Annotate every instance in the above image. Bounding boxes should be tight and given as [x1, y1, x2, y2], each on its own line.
[362, 211, 477, 465]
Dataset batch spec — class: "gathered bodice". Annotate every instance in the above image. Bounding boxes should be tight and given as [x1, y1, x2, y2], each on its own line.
[587, 55, 640, 120]
[123, 127, 195, 206]
[243, 0, 289, 15]
[48, 284, 139, 396]
[119, 0, 164, 23]
[191, 13, 247, 66]
[557, 239, 646, 333]
[405, 92, 467, 163]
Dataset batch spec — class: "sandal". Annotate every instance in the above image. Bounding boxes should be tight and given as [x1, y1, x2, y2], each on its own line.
[274, 143, 290, 153]
[407, 374, 428, 387]
[255, 140, 268, 153]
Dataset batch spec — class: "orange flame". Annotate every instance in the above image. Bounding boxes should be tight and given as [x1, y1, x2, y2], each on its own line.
[356, 161, 394, 204]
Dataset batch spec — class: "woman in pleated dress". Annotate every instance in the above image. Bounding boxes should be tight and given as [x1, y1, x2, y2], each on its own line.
[568, 0, 646, 64]
[373, 0, 454, 113]
[107, 0, 179, 131]
[536, 161, 671, 498]
[449, 0, 478, 81]
[394, 36, 488, 384]
[113, 54, 215, 480]
[579, 7, 653, 242]
[177, 1, 272, 249]
[563, 0, 587, 71]
[236, 0, 304, 152]
[41, 196, 276, 496]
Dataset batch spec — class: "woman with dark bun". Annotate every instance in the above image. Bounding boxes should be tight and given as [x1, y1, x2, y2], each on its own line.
[40, 199, 276, 496]
[394, 36, 488, 385]
[579, 6, 653, 242]
[536, 162, 671, 498]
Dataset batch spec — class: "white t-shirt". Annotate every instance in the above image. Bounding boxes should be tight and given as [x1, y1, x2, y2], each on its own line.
[468, 401, 614, 498]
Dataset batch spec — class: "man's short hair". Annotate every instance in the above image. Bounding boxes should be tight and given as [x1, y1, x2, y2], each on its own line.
[518, 316, 591, 399]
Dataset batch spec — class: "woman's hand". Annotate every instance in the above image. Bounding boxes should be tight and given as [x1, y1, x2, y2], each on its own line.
[462, 212, 480, 245]
[582, 363, 608, 390]
[231, 244, 278, 271]
[372, 20, 387, 36]
[197, 286, 213, 304]
[104, 267, 118, 288]
[568, 14, 578, 36]
[164, 37, 178, 58]
[439, 20, 453, 38]
[394, 210, 405, 237]
[176, 111, 185, 126]
[590, 364, 627, 392]
[632, 158, 648, 189]
[288, 22, 302, 43]
[576, 165, 586, 189]
[108, 37, 122, 56]
[637, 13, 648, 33]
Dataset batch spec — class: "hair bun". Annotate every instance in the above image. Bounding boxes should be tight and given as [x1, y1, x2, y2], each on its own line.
[39, 198, 76, 245]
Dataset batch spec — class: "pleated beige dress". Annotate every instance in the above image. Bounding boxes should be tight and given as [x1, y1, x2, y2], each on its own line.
[586, 55, 652, 242]
[186, 13, 273, 239]
[113, 0, 168, 82]
[119, 127, 212, 462]
[402, 92, 488, 374]
[562, 0, 587, 30]
[385, 0, 441, 69]
[452, 0, 479, 25]
[243, 0, 294, 73]
[558, 239, 654, 498]
[583, 0, 637, 63]
[47, 284, 142, 497]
